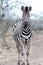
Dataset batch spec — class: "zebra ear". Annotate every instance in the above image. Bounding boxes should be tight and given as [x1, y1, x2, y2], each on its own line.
[21, 6, 25, 11]
[29, 6, 32, 11]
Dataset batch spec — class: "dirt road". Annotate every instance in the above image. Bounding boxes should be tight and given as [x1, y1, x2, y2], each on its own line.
[0, 31, 43, 65]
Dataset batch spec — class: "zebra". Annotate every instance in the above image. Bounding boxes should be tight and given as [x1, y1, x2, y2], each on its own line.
[13, 6, 32, 65]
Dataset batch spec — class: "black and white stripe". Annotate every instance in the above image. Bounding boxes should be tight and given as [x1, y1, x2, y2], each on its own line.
[20, 21, 32, 40]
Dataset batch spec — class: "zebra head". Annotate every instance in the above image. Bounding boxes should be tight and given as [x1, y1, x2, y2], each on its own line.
[21, 6, 32, 30]
[21, 6, 32, 23]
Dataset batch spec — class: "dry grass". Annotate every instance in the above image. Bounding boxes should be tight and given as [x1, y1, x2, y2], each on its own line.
[0, 30, 43, 65]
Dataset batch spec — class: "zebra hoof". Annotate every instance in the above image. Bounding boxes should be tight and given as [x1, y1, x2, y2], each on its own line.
[27, 63, 30, 65]
[18, 62, 20, 65]
[21, 62, 25, 65]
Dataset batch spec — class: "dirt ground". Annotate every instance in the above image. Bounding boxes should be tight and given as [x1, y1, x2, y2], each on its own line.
[0, 30, 43, 65]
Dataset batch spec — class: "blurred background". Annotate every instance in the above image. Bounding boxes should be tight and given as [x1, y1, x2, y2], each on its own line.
[0, 0, 43, 47]
[0, 0, 43, 34]
[0, 0, 43, 33]
[0, 0, 43, 65]
[0, 0, 43, 49]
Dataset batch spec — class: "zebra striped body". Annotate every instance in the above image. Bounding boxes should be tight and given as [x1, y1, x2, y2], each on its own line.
[13, 6, 32, 65]
[20, 21, 32, 40]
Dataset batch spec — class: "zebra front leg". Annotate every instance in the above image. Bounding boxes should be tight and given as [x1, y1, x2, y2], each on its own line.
[17, 36, 25, 65]
[17, 43, 21, 65]
[26, 40, 30, 65]
[17, 43, 24, 65]
[18, 46, 25, 65]
[18, 43, 25, 65]
[20, 46, 25, 65]
[18, 51, 21, 65]
[26, 49, 30, 65]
